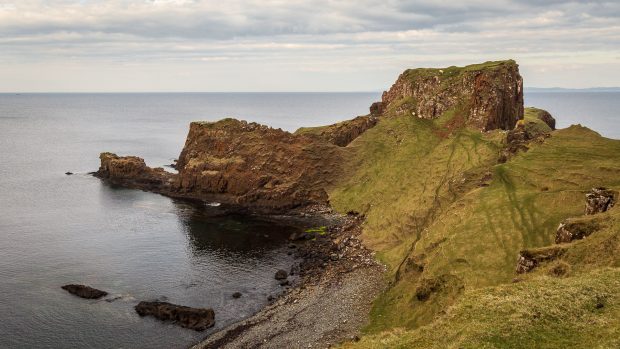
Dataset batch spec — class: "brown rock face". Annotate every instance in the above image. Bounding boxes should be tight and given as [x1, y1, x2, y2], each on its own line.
[61, 284, 108, 299]
[536, 109, 556, 130]
[585, 187, 617, 215]
[174, 119, 343, 210]
[296, 115, 378, 147]
[96, 152, 173, 191]
[134, 301, 215, 331]
[375, 60, 523, 131]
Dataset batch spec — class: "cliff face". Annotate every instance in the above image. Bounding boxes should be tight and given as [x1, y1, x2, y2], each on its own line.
[174, 119, 343, 210]
[375, 60, 523, 131]
[97, 119, 344, 211]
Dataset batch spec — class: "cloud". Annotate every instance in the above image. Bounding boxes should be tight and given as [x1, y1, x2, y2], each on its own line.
[0, 0, 618, 90]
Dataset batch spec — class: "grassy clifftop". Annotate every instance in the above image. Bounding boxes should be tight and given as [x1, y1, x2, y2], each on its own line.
[327, 103, 620, 347]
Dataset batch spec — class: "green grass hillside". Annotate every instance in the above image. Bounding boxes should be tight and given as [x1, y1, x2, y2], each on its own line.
[328, 105, 620, 347]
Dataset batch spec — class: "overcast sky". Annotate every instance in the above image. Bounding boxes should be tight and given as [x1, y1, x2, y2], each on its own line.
[0, 0, 619, 92]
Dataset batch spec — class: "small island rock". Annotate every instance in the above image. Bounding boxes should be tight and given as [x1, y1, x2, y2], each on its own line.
[61, 284, 108, 299]
[134, 301, 215, 331]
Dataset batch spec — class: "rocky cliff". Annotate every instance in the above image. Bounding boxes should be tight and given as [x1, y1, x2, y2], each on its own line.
[96, 60, 524, 212]
[96, 119, 344, 212]
[173, 119, 344, 210]
[373, 60, 523, 131]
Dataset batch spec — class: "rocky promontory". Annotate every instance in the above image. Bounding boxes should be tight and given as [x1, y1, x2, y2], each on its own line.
[96, 60, 526, 214]
[89, 59, 620, 348]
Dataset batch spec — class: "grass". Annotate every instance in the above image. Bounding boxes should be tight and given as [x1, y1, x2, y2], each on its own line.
[326, 103, 620, 345]
[340, 268, 620, 349]
[523, 107, 553, 135]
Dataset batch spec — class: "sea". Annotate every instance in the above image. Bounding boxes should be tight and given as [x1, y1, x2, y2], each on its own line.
[0, 91, 618, 349]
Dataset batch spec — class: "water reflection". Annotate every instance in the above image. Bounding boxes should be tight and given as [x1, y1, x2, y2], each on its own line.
[172, 200, 302, 255]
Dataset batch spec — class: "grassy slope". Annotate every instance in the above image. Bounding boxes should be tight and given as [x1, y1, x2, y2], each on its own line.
[328, 104, 620, 347]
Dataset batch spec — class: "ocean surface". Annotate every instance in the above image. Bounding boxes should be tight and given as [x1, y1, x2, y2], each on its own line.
[0, 91, 618, 349]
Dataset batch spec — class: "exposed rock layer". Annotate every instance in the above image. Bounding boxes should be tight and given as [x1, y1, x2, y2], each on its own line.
[376, 60, 523, 131]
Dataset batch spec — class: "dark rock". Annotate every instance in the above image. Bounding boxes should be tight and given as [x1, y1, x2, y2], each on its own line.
[61, 284, 108, 299]
[555, 218, 601, 243]
[585, 187, 617, 215]
[369, 101, 384, 116]
[274, 269, 288, 280]
[536, 109, 556, 130]
[134, 301, 215, 331]
[515, 246, 566, 274]
[232, 292, 242, 299]
[267, 295, 274, 301]
[279, 280, 290, 286]
[65, 171, 73, 175]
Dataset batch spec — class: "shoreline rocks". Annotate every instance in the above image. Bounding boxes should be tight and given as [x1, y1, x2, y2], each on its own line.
[134, 301, 215, 331]
[61, 284, 108, 299]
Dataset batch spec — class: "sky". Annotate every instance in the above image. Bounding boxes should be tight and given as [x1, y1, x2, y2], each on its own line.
[0, 0, 619, 92]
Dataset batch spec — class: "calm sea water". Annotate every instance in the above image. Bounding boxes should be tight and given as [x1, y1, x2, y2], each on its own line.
[0, 92, 379, 349]
[525, 92, 620, 139]
[0, 91, 617, 349]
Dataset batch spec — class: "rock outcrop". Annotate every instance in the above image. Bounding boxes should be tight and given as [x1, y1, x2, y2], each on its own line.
[295, 115, 377, 147]
[374, 60, 523, 131]
[96, 152, 174, 191]
[532, 108, 556, 130]
[134, 301, 215, 331]
[555, 217, 602, 244]
[585, 187, 617, 215]
[96, 120, 344, 212]
[95, 60, 527, 213]
[61, 284, 108, 299]
[174, 119, 344, 210]
[515, 246, 566, 274]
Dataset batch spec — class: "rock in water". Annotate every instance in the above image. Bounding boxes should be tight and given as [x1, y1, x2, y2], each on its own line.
[274, 269, 288, 280]
[134, 301, 215, 331]
[585, 187, 617, 215]
[61, 284, 108, 299]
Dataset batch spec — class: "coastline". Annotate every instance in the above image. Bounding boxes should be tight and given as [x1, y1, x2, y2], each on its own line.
[191, 211, 386, 349]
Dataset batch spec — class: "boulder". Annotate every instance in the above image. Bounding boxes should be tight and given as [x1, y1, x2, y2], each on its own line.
[134, 301, 215, 331]
[61, 284, 108, 299]
[232, 292, 242, 299]
[585, 187, 617, 215]
[274, 269, 288, 280]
